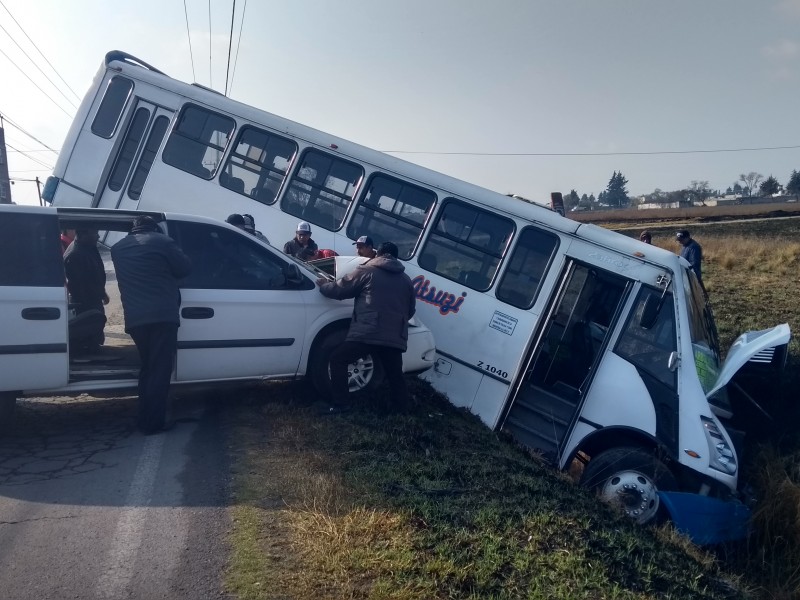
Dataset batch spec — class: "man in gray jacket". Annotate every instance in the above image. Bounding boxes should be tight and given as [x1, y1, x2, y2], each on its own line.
[111, 216, 192, 434]
[317, 242, 416, 413]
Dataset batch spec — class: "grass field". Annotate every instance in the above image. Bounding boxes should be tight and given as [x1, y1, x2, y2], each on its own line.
[222, 215, 800, 600]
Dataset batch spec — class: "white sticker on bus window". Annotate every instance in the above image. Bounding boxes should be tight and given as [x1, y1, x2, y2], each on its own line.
[489, 311, 518, 336]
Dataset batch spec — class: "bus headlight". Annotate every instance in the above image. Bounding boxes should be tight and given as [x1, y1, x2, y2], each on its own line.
[701, 416, 737, 475]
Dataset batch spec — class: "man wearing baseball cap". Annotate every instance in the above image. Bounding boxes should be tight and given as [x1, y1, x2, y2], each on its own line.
[353, 235, 377, 259]
[676, 229, 703, 283]
[283, 221, 318, 261]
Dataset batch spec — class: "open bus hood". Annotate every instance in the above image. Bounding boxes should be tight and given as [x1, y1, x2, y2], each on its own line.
[706, 323, 791, 399]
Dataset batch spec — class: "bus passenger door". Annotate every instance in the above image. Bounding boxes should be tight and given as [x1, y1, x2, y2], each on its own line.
[501, 260, 628, 461]
[96, 102, 173, 214]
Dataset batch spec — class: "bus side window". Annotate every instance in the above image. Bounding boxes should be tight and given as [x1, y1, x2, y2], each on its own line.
[281, 149, 363, 231]
[162, 104, 235, 180]
[91, 76, 134, 138]
[345, 174, 436, 260]
[221, 126, 297, 203]
[496, 227, 559, 309]
[419, 199, 514, 291]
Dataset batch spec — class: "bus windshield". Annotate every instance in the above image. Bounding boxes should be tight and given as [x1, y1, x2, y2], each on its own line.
[683, 268, 721, 393]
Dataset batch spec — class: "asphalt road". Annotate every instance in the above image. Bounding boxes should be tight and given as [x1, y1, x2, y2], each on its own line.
[0, 392, 232, 600]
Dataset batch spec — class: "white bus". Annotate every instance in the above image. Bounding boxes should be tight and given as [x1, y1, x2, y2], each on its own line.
[44, 51, 790, 533]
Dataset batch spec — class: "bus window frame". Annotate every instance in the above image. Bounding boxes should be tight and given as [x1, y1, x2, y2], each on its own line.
[345, 171, 438, 260]
[91, 76, 134, 139]
[280, 147, 364, 232]
[219, 124, 298, 205]
[418, 198, 516, 292]
[161, 103, 236, 181]
[496, 225, 560, 309]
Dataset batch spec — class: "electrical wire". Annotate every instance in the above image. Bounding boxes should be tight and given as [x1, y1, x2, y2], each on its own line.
[382, 145, 800, 157]
[228, 0, 247, 96]
[183, 0, 197, 82]
[6, 142, 54, 170]
[0, 0, 82, 103]
[224, 0, 236, 96]
[0, 110, 59, 153]
[0, 20, 78, 110]
[0, 47, 72, 118]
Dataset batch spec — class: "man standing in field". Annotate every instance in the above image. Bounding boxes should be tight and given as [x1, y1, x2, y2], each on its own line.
[112, 216, 192, 434]
[676, 229, 703, 282]
[316, 241, 416, 414]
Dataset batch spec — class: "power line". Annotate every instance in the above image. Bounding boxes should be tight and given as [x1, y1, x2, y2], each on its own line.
[183, 0, 197, 82]
[224, 0, 236, 96]
[382, 144, 800, 157]
[228, 0, 247, 96]
[0, 20, 78, 110]
[0, 46, 72, 118]
[0, 110, 59, 152]
[6, 141, 54, 170]
[0, 0, 82, 103]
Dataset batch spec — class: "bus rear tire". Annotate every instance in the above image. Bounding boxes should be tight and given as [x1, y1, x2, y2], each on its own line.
[0, 393, 17, 434]
[309, 329, 384, 398]
[579, 446, 677, 525]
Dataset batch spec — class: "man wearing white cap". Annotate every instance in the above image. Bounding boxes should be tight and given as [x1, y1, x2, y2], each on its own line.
[353, 235, 377, 259]
[283, 221, 318, 261]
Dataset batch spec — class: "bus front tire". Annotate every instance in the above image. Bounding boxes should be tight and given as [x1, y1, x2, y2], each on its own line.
[309, 330, 384, 398]
[579, 446, 677, 525]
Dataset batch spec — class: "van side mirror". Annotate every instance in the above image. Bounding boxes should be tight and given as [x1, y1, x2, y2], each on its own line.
[285, 264, 305, 287]
[639, 295, 660, 330]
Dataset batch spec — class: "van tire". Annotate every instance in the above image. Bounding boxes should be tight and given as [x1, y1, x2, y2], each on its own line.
[0, 393, 16, 434]
[580, 446, 677, 525]
[309, 329, 384, 397]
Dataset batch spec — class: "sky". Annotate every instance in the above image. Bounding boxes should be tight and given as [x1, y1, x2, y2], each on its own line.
[2, 0, 800, 207]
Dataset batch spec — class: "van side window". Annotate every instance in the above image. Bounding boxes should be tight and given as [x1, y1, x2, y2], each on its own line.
[91, 76, 134, 138]
[615, 288, 677, 389]
[171, 221, 312, 291]
[346, 174, 436, 259]
[497, 227, 559, 308]
[418, 199, 514, 291]
[108, 107, 150, 192]
[280, 149, 363, 231]
[162, 104, 235, 180]
[0, 213, 62, 286]
[220, 126, 297, 204]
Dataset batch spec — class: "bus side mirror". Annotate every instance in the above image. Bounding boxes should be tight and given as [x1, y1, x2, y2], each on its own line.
[639, 295, 660, 330]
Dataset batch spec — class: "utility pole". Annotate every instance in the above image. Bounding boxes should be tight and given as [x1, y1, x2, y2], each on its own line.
[0, 118, 13, 204]
[35, 176, 43, 206]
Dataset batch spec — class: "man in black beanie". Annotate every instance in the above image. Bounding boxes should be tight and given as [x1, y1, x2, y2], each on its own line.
[111, 216, 192, 434]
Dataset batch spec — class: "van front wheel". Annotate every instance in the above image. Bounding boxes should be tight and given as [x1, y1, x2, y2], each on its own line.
[579, 447, 677, 525]
[309, 330, 384, 397]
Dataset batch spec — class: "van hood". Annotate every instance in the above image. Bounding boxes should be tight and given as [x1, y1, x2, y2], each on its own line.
[706, 323, 791, 399]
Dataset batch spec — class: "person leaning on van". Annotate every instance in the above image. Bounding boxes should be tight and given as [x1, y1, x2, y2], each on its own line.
[111, 216, 192, 435]
[284, 221, 318, 261]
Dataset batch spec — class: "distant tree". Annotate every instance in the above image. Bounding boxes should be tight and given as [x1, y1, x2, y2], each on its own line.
[739, 172, 763, 197]
[688, 180, 713, 205]
[580, 193, 589, 204]
[759, 175, 780, 196]
[565, 189, 580, 211]
[604, 171, 629, 208]
[725, 186, 733, 195]
[787, 170, 800, 198]
[732, 182, 743, 195]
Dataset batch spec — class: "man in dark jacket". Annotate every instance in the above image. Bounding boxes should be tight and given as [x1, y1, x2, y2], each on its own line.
[64, 228, 109, 353]
[676, 229, 703, 282]
[317, 242, 416, 413]
[284, 221, 318, 261]
[111, 216, 192, 434]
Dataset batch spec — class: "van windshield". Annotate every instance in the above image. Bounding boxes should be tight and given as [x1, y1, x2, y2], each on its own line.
[683, 268, 721, 393]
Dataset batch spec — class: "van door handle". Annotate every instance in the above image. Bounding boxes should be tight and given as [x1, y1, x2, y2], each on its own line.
[181, 307, 215, 319]
[22, 307, 61, 320]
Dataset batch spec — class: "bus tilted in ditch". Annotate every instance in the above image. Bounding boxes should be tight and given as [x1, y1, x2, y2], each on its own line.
[43, 50, 790, 537]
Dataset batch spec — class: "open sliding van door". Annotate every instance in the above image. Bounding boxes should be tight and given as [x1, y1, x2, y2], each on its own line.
[0, 206, 69, 414]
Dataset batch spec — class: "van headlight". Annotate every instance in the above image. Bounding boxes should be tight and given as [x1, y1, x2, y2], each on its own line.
[701, 416, 737, 475]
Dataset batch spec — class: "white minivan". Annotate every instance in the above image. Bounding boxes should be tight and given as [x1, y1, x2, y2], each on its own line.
[0, 204, 436, 423]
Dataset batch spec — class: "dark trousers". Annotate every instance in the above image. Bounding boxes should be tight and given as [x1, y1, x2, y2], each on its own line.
[69, 304, 106, 352]
[330, 341, 409, 410]
[129, 322, 178, 433]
